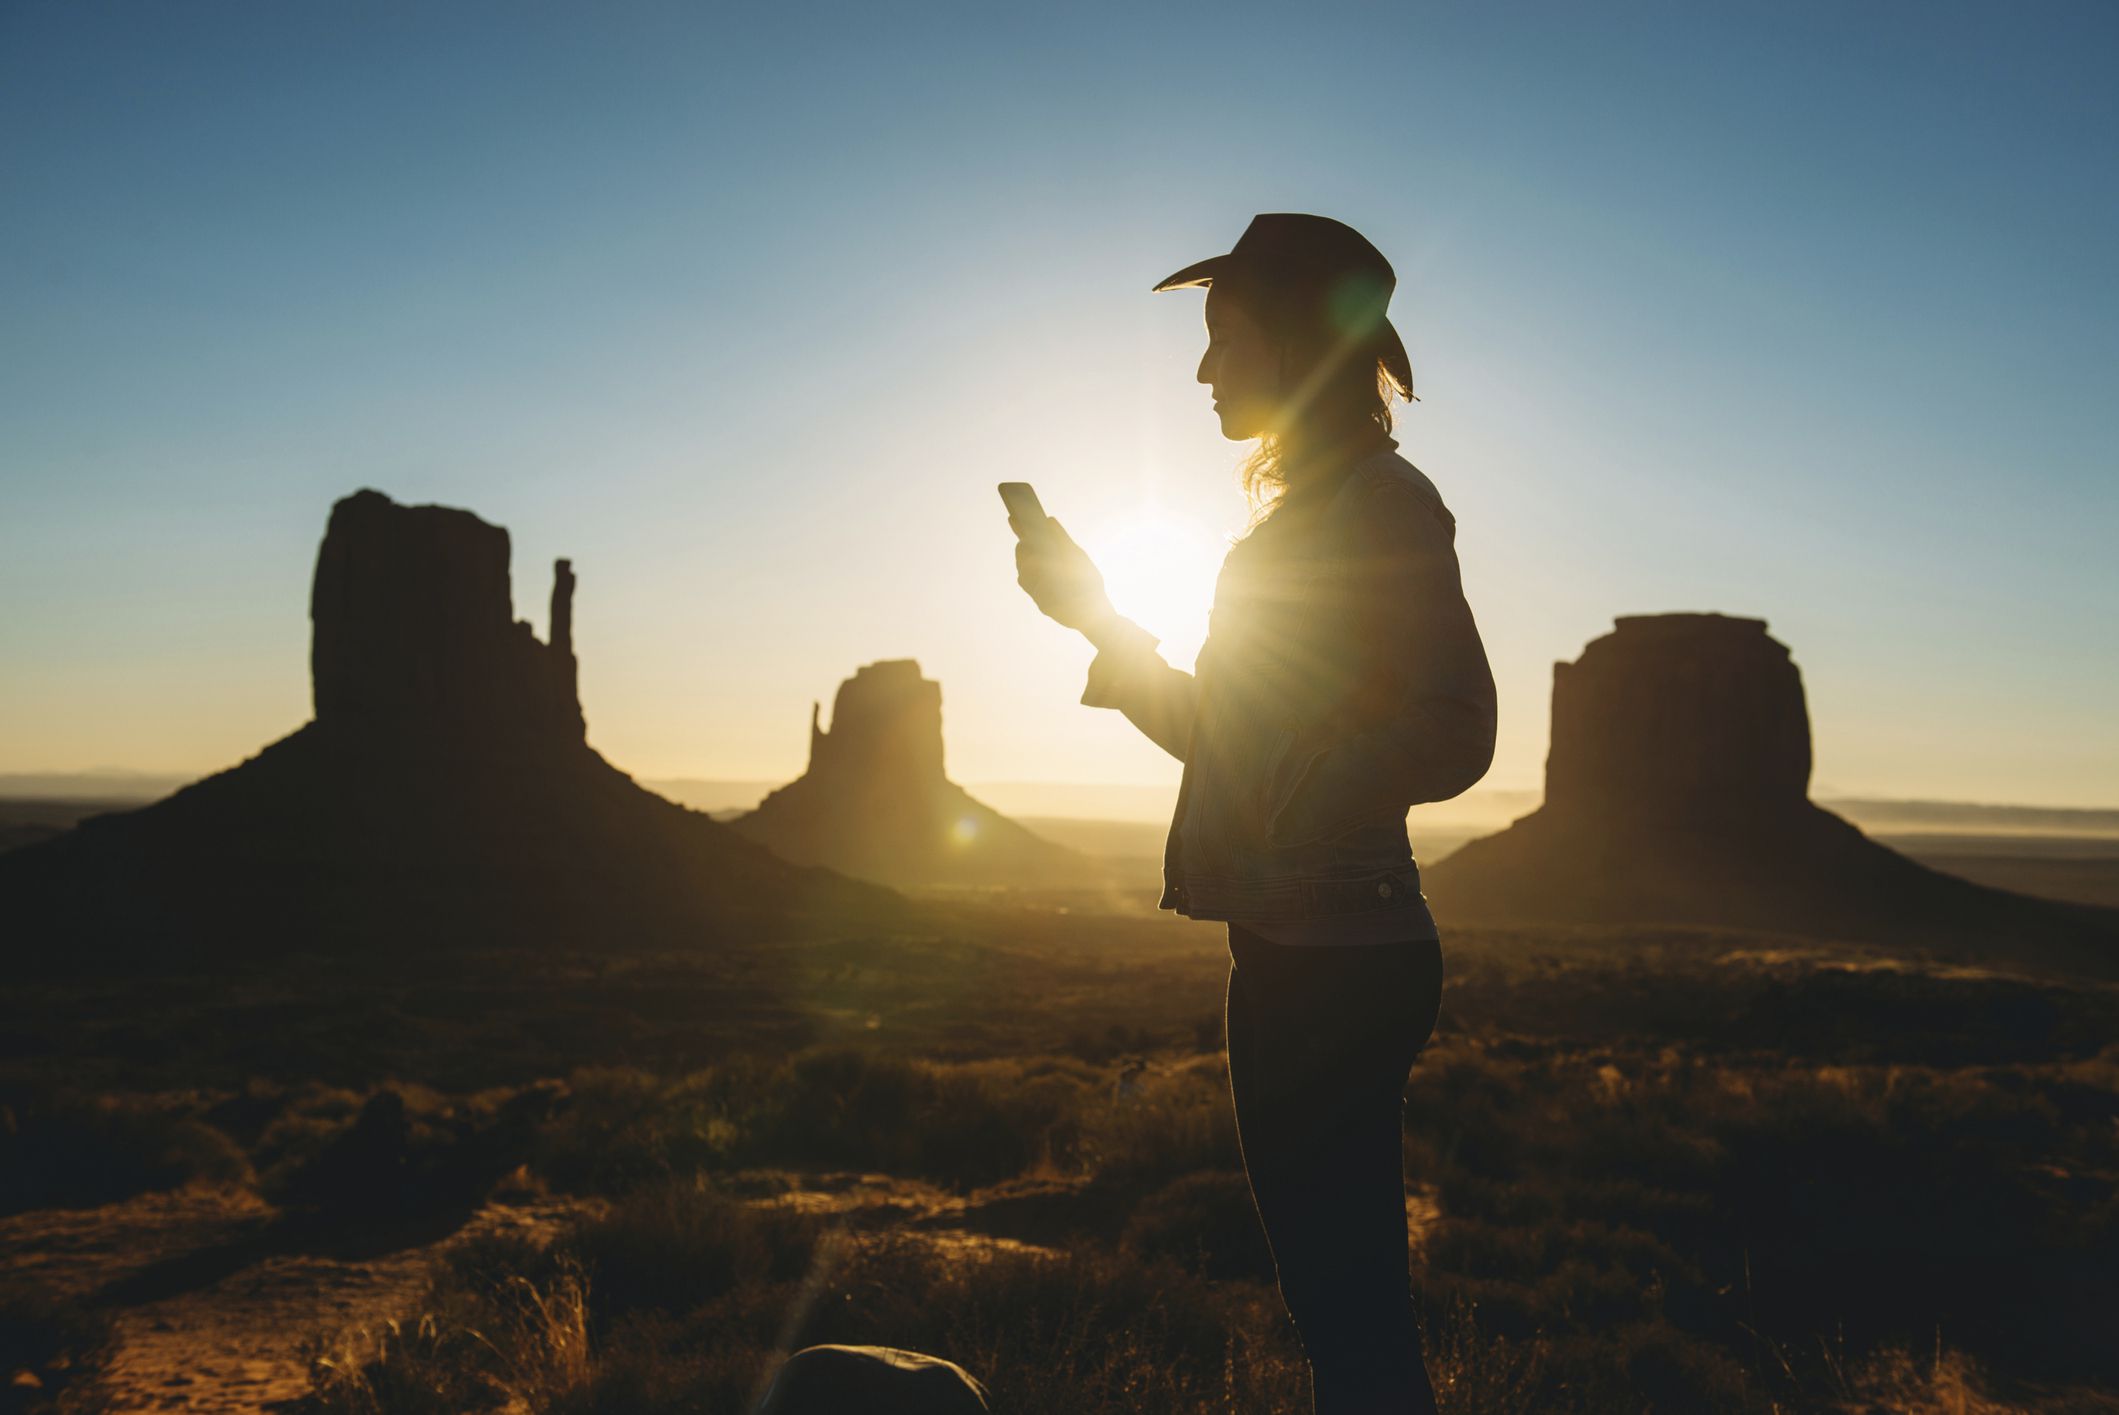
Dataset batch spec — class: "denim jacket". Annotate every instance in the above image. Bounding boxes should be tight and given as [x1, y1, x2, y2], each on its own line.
[1081, 444, 1496, 922]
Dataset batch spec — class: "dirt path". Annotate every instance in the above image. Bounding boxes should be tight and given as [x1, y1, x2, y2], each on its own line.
[3, 1174, 1068, 1412]
[2, 1189, 581, 1414]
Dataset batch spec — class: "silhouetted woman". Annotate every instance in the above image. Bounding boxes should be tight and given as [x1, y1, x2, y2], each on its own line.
[1012, 213, 1495, 1414]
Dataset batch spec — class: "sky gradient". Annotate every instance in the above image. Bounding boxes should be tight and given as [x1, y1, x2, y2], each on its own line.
[3, 1, 2115, 806]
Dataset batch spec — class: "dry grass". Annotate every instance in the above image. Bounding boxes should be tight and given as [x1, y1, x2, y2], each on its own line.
[306, 1264, 593, 1415]
[6, 923, 2117, 1411]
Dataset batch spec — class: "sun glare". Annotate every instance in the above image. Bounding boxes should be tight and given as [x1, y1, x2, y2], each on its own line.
[1083, 511, 1222, 669]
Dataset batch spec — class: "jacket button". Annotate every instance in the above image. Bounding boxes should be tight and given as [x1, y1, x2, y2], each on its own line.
[1377, 881, 1394, 899]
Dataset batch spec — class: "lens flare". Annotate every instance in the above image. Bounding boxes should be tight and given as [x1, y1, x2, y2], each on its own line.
[1083, 510, 1220, 669]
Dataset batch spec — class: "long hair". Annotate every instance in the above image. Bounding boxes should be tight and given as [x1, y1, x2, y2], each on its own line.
[1231, 285, 1414, 520]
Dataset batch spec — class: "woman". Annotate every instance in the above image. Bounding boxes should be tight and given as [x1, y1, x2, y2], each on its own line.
[1012, 213, 1496, 1414]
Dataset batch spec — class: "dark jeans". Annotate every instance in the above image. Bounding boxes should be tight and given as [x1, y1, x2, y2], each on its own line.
[1226, 925, 1446, 1415]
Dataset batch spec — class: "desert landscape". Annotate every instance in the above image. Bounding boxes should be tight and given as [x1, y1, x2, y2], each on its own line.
[2, 490, 2114, 1414]
[8, 8, 2116, 1411]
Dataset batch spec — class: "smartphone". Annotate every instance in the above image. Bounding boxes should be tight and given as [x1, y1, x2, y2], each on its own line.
[997, 482, 1049, 537]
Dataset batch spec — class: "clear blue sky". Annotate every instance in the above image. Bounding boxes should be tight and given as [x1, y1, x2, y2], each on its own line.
[3, 0, 2114, 806]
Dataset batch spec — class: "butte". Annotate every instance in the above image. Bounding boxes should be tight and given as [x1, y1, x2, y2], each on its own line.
[1426, 614, 2118, 977]
[731, 660, 1104, 890]
[0, 490, 890, 962]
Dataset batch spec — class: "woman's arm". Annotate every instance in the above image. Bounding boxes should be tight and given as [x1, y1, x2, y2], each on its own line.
[1015, 516, 1200, 762]
[1079, 611, 1199, 762]
[1265, 475, 1496, 845]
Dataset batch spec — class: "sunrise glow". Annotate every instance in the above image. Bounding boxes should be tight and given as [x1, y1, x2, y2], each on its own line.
[1083, 509, 1225, 671]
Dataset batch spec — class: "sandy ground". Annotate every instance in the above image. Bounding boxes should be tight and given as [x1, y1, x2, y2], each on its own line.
[1, 1188, 581, 1414]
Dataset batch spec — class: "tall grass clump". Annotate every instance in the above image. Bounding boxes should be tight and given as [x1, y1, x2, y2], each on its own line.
[306, 1260, 591, 1415]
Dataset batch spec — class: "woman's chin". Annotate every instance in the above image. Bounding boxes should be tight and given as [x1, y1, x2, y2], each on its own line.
[1214, 408, 1258, 441]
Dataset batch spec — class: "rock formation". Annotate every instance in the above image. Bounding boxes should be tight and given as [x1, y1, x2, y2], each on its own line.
[1427, 614, 2118, 975]
[0, 489, 891, 959]
[732, 660, 1103, 888]
[310, 489, 584, 745]
[1541, 614, 1810, 831]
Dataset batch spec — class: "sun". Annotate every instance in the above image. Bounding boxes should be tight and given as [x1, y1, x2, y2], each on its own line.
[1081, 510, 1222, 669]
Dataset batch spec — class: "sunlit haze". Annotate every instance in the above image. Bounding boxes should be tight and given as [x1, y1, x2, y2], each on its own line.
[2, 2, 2114, 808]
[1082, 510, 1223, 672]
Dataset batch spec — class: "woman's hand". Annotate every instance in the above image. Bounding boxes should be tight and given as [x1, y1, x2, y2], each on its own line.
[1012, 516, 1115, 634]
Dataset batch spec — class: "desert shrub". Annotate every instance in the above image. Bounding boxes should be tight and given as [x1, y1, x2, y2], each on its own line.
[306, 1261, 591, 1415]
[756, 1050, 967, 1180]
[307, 1312, 503, 1415]
[564, 1177, 821, 1326]
[747, 1049, 1089, 1186]
[1079, 1054, 1240, 1185]
[533, 1050, 1103, 1195]
[531, 1069, 710, 1194]
[904, 1061, 1087, 1183]
[1121, 1170, 1273, 1282]
[257, 1083, 555, 1221]
[0, 1086, 249, 1215]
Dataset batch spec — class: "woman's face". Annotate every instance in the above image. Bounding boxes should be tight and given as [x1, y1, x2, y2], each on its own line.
[1199, 287, 1281, 441]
